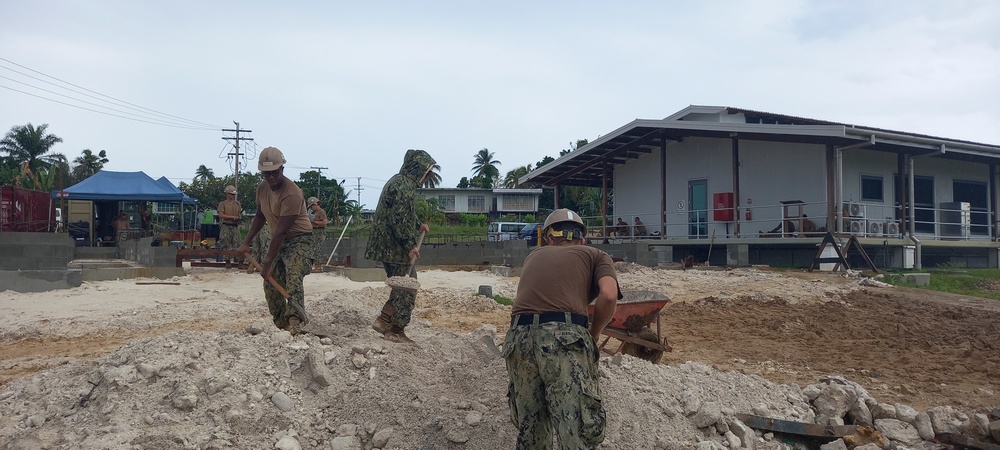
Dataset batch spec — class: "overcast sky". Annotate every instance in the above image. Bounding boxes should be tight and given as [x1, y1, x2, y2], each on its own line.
[2, 1, 998, 208]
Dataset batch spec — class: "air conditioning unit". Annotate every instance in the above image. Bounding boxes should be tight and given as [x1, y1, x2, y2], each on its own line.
[868, 221, 884, 236]
[842, 202, 865, 218]
[849, 219, 866, 235]
[885, 221, 900, 237]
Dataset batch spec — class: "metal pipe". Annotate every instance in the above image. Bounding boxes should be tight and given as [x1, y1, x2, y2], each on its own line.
[834, 135, 875, 233]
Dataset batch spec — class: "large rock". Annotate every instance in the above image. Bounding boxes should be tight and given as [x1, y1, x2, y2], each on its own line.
[869, 403, 896, 421]
[814, 384, 856, 423]
[729, 417, 756, 450]
[914, 412, 934, 440]
[874, 418, 922, 445]
[848, 399, 873, 426]
[894, 403, 918, 424]
[926, 406, 960, 435]
[819, 439, 847, 450]
[989, 420, 1000, 442]
[690, 401, 722, 429]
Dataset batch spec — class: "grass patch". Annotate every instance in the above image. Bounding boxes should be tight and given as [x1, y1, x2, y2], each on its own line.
[492, 294, 514, 306]
[883, 268, 1000, 300]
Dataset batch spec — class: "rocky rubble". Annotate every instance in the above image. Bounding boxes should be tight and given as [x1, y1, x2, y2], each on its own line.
[1, 267, 997, 449]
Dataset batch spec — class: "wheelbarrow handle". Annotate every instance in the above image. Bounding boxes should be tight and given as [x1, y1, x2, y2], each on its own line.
[245, 253, 292, 300]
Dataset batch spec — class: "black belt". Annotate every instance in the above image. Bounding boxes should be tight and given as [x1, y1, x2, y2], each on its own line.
[511, 312, 589, 328]
[223, 223, 239, 226]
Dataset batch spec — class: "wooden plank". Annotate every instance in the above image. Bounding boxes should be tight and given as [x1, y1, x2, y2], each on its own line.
[735, 413, 856, 438]
[135, 281, 181, 285]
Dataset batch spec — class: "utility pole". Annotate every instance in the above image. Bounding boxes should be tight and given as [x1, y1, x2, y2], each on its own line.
[310, 166, 328, 199]
[355, 177, 363, 205]
[222, 122, 253, 192]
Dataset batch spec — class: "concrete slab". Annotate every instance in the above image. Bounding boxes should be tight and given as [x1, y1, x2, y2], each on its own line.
[0, 269, 83, 293]
[902, 273, 930, 286]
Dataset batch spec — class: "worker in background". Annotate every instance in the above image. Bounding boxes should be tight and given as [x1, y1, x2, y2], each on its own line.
[217, 185, 243, 269]
[113, 211, 130, 243]
[503, 208, 621, 449]
[307, 197, 329, 265]
[633, 217, 647, 237]
[248, 221, 270, 274]
[236, 147, 314, 335]
[366, 149, 437, 343]
[615, 217, 629, 237]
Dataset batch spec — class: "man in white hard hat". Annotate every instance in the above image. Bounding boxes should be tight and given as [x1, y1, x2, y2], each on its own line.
[307, 196, 329, 264]
[503, 208, 621, 449]
[217, 185, 243, 268]
[236, 147, 314, 334]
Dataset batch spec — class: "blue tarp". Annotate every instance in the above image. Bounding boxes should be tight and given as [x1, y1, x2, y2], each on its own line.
[156, 176, 199, 205]
[51, 170, 196, 203]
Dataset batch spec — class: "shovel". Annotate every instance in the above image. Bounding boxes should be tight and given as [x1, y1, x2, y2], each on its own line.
[322, 214, 353, 269]
[385, 230, 425, 294]
[245, 253, 309, 324]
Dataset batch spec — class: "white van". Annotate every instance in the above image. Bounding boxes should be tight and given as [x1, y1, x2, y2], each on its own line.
[488, 222, 530, 241]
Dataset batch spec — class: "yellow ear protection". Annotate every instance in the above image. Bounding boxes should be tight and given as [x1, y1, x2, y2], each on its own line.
[545, 226, 579, 240]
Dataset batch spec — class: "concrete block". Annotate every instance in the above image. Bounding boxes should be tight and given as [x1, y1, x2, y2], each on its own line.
[902, 273, 930, 286]
[0, 245, 25, 257]
[0, 257, 34, 270]
[0, 269, 83, 293]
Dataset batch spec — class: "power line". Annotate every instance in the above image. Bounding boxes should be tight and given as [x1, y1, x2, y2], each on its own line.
[221, 122, 253, 190]
[0, 57, 225, 130]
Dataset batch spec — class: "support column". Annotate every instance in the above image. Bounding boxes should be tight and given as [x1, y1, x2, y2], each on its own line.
[732, 137, 741, 238]
[660, 140, 667, 237]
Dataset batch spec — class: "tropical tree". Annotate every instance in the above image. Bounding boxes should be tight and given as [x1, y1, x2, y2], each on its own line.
[71, 149, 109, 182]
[502, 164, 533, 188]
[0, 123, 66, 187]
[456, 177, 471, 189]
[422, 164, 442, 189]
[195, 165, 214, 182]
[471, 148, 501, 188]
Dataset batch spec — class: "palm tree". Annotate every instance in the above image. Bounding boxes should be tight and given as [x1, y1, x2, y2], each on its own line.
[471, 148, 501, 188]
[71, 149, 109, 182]
[503, 164, 533, 188]
[422, 164, 442, 189]
[0, 123, 64, 174]
[195, 165, 214, 181]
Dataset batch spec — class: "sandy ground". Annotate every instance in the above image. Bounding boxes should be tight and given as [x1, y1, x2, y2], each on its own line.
[1, 264, 998, 449]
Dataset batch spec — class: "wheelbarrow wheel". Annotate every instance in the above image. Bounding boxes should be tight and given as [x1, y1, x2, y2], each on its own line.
[622, 327, 663, 363]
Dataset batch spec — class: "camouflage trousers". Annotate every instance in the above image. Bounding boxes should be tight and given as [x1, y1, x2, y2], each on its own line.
[312, 227, 327, 261]
[380, 262, 417, 329]
[503, 319, 605, 450]
[251, 225, 271, 264]
[220, 224, 242, 262]
[263, 234, 314, 329]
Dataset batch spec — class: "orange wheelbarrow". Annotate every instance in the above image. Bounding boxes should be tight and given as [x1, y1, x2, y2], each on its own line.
[588, 290, 672, 363]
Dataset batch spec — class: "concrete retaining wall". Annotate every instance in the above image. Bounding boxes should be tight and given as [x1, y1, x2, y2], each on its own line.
[0, 232, 75, 270]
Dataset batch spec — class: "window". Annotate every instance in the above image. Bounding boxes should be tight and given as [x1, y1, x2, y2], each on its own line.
[437, 194, 456, 212]
[861, 175, 883, 202]
[153, 202, 180, 214]
[500, 194, 534, 211]
[467, 195, 485, 212]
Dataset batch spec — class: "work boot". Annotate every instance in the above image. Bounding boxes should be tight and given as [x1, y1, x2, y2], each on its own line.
[372, 315, 391, 336]
[285, 316, 302, 335]
[384, 326, 414, 343]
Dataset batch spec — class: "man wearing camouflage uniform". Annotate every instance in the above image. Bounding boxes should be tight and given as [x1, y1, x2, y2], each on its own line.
[307, 196, 329, 263]
[503, 209, 621, 449]
[217, 185, 243, 268]
[236, 147, 314, 334]
[365, 149, 436, 343]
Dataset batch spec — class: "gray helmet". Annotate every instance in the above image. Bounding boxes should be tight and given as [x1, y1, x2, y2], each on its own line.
[307, 197, 319, 206]
[224, 185, 237, 194]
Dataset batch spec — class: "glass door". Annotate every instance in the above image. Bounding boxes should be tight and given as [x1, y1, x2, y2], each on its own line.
[688, 179, 708, 238]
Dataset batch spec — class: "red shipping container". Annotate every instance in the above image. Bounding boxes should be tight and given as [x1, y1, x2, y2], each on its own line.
[1, 186, 56, 232]
[713, 192, 734, 222]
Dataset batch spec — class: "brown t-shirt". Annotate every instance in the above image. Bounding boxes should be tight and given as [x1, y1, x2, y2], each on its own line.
[217, 200, 242, 225]
[256, 179, 312, 237]
[511, 245, 621, 316]
[311, 208, 328, 228]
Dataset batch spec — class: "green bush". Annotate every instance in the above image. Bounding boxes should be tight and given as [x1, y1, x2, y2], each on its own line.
[523, 214, 536, 222]
[460, 213, 488, 227]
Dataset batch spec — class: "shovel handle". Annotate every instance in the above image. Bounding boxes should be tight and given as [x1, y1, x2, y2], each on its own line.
[245, 253, 292, 299]
[406, 230, 427, 274]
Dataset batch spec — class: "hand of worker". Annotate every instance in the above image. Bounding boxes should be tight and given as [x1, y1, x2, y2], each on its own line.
[408, 247, 421, 261]
[419, 223, 430, 234]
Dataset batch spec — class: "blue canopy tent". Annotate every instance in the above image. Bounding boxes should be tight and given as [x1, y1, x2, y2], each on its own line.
[51, 171, 199, 242]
